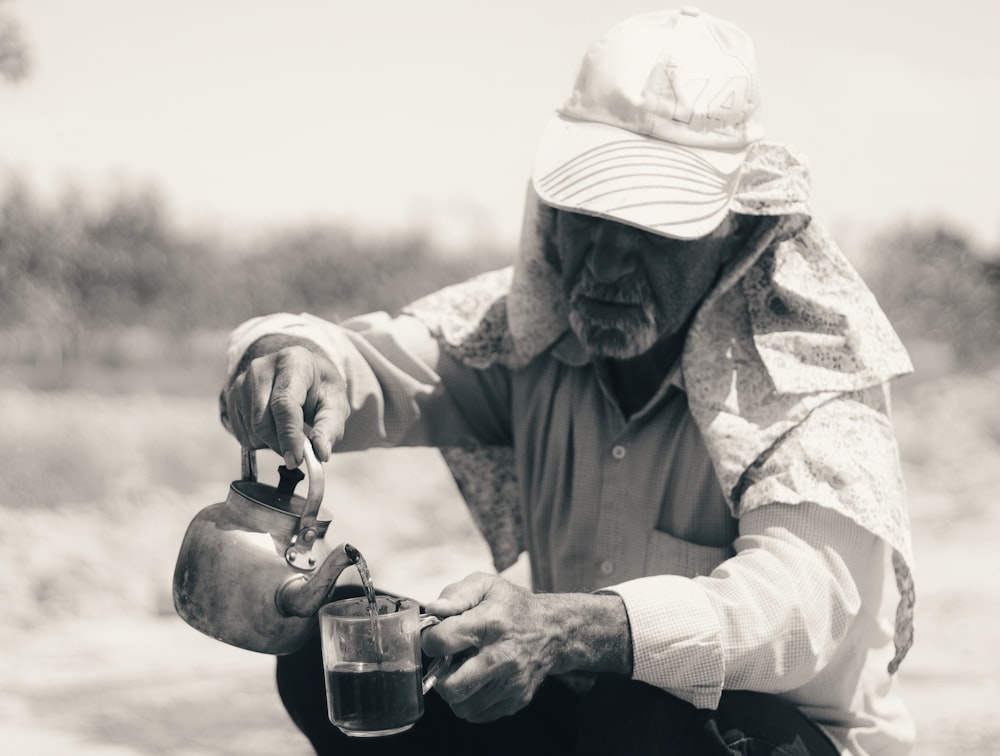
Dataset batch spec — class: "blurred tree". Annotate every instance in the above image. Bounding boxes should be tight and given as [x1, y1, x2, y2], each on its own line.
[244, 225, 435, 319]
[864, 223, 1000, 371]
[238, 224, 510, 323]
[0, 178, 512, 336]
[986, 258, 1000, 287]
[0, 180, 75, 323]
[70, 188, 176, 326]
[0, 0, 31, 83]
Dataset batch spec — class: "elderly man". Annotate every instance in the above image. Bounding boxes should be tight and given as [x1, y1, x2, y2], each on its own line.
[221, 8, 915, 756]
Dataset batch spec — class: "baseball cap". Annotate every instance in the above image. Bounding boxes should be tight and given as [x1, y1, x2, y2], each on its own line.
[532, 8, 764, 239]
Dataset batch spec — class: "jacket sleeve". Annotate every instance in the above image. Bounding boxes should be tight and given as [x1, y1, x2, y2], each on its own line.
[222, 311, 513, 451]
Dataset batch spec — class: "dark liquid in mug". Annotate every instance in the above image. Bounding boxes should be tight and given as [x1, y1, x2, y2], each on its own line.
[327, 662, 423, 734]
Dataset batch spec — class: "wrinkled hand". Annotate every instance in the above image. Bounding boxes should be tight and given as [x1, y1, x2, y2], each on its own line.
[420, 573, 566, 723]
[224, 341, 349, 467]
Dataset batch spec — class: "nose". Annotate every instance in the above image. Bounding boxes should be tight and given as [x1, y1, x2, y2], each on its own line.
[586, 223, 639, 283]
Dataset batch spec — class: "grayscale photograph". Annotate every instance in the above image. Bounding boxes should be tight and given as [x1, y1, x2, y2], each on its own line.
[1, 2, 997, 754]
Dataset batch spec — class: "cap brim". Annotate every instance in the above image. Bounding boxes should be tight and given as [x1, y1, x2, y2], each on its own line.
[531, 113, 746, 240]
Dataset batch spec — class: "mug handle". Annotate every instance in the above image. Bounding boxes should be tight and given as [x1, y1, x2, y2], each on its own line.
[418, 614, 453, 695]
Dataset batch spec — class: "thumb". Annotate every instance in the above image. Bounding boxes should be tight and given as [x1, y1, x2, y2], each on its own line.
[423, 572, 496, 618]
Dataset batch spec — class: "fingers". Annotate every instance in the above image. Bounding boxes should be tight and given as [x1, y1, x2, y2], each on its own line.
[433, 647, 534, 723]
[421, 574, 525, 662]
[455, 690, 531, 724]
[225, 346, 349, 466]
[308, 380, 349, 463]
[244, 360, 281, 452]
[267, 357, 311, 466]
[435, 650, 490, 711]
[419, 575, 549, 723]
[224, 373, 256, 450]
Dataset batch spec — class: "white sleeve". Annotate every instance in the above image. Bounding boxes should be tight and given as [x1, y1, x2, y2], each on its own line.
[607, 503, 877, 709]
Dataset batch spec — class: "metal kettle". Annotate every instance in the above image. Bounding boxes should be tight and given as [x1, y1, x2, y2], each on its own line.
[173, 442, 359, 655]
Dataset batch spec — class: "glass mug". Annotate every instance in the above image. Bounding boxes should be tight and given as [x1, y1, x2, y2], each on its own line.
[319, 595, 451, 737]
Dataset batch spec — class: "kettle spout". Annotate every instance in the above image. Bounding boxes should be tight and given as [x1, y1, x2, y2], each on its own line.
[276, 542, 361, 618]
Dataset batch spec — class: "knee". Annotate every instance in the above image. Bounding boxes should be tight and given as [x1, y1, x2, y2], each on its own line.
[576, 677, 708, 755]
[576, 681, 836, 756]
[711, 691, 837, 755]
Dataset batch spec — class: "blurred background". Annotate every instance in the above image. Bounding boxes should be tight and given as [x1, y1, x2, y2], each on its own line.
[1, 1, 998, 754]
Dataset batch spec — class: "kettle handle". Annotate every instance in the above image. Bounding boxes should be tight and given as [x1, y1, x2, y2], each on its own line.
[240, 442, 326, 532]
[296, 441, 325, 532]
[241, 446, 258, 482]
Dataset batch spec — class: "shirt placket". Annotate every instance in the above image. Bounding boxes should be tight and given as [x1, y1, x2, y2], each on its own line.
[593, 401, 635, 588]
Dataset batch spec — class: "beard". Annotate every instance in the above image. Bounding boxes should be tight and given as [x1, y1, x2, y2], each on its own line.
[567, 271, 659, 359]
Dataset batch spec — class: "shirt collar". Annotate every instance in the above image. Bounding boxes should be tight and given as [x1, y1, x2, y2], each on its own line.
[551, 330, 687, 393]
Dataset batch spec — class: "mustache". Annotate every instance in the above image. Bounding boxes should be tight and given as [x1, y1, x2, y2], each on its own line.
[569, 270, 654, 307]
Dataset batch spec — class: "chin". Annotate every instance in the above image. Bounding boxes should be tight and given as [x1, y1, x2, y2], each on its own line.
[569, 311, 658, 359]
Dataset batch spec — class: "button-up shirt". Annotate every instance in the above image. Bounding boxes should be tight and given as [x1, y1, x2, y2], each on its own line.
[226, 310, 914, 756]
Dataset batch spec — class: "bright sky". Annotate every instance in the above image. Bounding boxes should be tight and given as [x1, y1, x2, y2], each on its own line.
[2, 0, 999, 252]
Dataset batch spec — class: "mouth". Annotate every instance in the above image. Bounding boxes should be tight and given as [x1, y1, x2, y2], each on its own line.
[574, 296, 641, 319]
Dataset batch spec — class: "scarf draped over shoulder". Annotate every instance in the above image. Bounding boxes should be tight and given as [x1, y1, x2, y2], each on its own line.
[403, 142, 915, 674]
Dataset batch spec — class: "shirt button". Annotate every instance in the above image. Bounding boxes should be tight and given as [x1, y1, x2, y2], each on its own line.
[611, 444, 626, 460]
[600, 560, 615, 575]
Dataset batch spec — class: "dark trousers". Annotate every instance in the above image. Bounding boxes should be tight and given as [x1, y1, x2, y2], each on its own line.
[277, 589, 838, 756]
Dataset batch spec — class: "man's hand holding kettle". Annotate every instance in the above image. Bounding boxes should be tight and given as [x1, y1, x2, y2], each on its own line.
[222, 334, 350, 469]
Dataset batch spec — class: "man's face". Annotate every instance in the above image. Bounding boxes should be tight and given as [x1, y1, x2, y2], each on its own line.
[546, 208, 742, 360]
